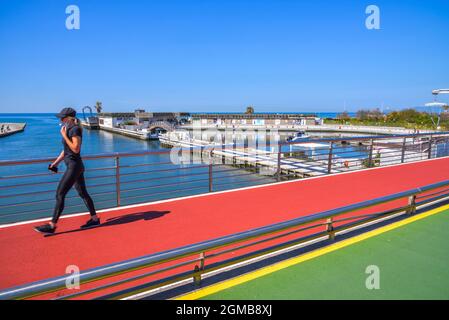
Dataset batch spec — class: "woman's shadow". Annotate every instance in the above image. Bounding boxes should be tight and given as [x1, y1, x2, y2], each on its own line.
[45, 210, 170, 237]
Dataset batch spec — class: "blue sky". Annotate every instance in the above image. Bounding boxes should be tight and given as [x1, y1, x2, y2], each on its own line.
[0, 0, 448, 113]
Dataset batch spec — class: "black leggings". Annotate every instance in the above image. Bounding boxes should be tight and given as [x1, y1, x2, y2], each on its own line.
[52, 158, 97, 224]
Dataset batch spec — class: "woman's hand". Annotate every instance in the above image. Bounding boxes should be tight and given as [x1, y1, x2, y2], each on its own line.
[60, 125, 68, 138]
[50, 159, 60, 168]
[52, 151, 65, 168]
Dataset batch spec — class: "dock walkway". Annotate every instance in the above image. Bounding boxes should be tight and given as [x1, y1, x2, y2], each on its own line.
[161, 134, 341, 178]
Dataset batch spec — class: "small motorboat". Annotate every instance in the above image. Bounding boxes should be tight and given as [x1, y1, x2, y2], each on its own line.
[286, 131, 310, 142]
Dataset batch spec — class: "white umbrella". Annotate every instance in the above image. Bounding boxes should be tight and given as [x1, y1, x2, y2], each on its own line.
[432, 89, 449, 95]
[425, 102, 448, 107]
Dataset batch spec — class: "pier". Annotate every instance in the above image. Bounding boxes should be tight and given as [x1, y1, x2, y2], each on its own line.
[0, 123, 26, 138]
[97, 124, 151, 140]
[160, 133, 340, 178]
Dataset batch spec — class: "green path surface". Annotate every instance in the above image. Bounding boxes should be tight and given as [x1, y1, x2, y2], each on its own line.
[203, 209, 449, 300]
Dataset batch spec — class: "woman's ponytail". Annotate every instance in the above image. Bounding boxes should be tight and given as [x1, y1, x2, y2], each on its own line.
[75, 117, 83, 133]
[68, 116, 83, 132]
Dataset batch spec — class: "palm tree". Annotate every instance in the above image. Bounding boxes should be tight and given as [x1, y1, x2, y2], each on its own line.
[95, 101, 103, 114]
[245, 106, 254, 114]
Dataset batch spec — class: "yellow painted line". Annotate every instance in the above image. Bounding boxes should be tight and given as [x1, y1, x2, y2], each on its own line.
[176, 203, 449, 300]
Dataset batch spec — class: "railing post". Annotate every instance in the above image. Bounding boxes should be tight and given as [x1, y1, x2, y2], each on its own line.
[115, 156, 121, 207]
[208, 160, 213, 193]
[327, 142, 333, 174]
[255, 132, 259, 150]
[401, 137, 406, 163]
[406, 195, 416, 215]
[368, 139, 374, 168]
[446, 137, 449, 157]
[428, 135, 433, 159]
[193, 252, 205, 286]
[326, 218, 335, 240]
[277, 142, 282, 182]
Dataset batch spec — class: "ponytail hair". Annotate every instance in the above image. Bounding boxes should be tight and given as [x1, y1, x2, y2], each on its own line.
[67, 116, 83, 133]
[75, 117, 83, 133]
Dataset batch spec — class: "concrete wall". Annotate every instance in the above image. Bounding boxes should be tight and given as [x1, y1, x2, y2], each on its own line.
[99, 116, 136, 128]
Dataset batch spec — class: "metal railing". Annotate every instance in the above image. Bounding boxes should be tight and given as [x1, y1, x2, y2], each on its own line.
[277, 132, 449, 178]
[1, 178, 448, 300]
[0, 132, 449, 224]
[161, 131, 449, 180]
[0, 148, 277, 224]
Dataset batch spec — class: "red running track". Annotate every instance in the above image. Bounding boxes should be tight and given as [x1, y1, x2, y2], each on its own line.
[0, 157, 448, 293]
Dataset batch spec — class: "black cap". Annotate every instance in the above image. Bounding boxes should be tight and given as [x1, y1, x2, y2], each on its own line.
[56, 107, 77, 119]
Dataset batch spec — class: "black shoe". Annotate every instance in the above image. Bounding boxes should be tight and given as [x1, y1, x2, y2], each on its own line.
[34, 224, 56, 234]
[81, 218, 100, 229]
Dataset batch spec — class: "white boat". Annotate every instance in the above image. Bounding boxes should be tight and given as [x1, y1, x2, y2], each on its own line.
[286, 131, 310, 142]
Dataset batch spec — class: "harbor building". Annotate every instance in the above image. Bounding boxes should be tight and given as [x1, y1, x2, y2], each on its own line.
[98, 110, 190, 129]
[190, 113, 323, 126]
[96, 110, 190, 139]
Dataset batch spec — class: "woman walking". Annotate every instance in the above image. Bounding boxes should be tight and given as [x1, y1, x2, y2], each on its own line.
[34, 108, 100, 234]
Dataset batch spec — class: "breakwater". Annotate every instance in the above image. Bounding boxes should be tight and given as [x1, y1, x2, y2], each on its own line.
[0, 123, 26, 138]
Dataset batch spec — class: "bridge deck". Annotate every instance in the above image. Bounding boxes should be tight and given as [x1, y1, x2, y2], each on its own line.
[0, 157, 448, 298]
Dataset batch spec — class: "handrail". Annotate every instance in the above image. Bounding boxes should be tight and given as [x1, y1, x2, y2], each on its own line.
[281, 131, 449, 146]
[0, 145, 222, 167]
[1, 178, 448, 300]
